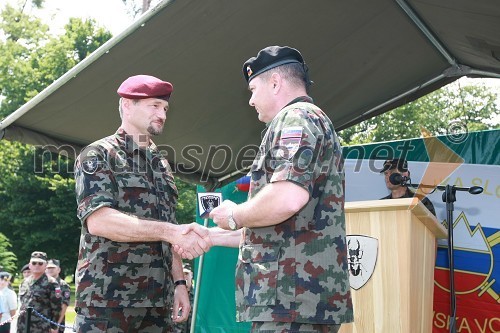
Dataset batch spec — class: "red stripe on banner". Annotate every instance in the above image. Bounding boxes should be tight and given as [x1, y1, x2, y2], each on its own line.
[433, 271, 500, 332]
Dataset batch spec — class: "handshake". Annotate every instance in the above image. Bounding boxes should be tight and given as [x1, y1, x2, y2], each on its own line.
[172, 223, 213, 260]
[172, 200, 239, 259]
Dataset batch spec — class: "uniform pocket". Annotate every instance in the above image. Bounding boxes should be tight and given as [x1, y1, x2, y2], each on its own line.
[114, 174, 155, 215]
[74, 313, 108, 332]
[105, 245, 155, 301]
[239, 244, 280, 306]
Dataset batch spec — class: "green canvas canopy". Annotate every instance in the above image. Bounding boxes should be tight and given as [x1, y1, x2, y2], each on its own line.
[1, 0, 499, 188]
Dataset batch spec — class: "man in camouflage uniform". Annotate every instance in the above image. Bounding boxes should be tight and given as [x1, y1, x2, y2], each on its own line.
[45, 259, 71, 333]
[17, 251, 62, 333]
[73, 75, 211, 332]
[208, 46, 354, 332]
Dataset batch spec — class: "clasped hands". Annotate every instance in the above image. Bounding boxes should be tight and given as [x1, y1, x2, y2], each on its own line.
[174, 200, 237, 259]
[173, 223, 212, 260]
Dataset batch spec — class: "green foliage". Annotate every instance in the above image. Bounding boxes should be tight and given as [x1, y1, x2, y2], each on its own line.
[0, 232, 17, 273]
[0, 3, 112, 276]
[0, 5, 112, 118]
[0, 141, 79, 276]
[339, 82, 500, 145]
[175, 177, 197, 225]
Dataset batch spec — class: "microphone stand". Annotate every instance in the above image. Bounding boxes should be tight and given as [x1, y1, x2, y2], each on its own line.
[404, 181, 483, 333]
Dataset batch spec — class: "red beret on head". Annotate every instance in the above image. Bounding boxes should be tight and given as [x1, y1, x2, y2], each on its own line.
[117, 75, 173, 101]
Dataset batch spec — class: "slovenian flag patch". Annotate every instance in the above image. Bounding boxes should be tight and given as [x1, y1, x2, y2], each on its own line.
[281, 126, 303, 139]
[279, 126, 303, 158]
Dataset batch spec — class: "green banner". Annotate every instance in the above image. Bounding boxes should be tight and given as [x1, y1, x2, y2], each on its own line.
[193, 185, 251, 333]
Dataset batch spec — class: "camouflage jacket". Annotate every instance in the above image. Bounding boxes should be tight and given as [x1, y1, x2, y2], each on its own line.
[236, 96, 354, 324]
[56, 277, 71, 307]
[74, 128, 178, 308]
[17, 274, 62, 332]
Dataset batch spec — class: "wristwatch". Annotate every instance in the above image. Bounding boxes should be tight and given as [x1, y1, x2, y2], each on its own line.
[228, 210, 239, 231]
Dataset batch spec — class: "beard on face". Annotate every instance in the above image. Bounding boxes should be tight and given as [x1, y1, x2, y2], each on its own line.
[147, 123, 164, 136]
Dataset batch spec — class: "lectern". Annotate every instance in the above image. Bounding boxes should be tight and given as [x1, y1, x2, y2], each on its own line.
[339, 198, 447, 333]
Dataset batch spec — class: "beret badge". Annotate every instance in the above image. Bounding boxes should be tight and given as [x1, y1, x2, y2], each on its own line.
[246, 65, 253, 78]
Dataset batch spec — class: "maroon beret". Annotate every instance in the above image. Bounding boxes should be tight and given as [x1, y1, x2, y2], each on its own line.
[117, 75, 173, 101]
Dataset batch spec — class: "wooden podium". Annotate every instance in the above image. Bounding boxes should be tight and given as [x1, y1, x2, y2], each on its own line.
[339, 198, 447, 333]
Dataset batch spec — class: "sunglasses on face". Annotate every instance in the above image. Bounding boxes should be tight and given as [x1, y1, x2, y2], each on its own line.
[30, 261, 45, 266]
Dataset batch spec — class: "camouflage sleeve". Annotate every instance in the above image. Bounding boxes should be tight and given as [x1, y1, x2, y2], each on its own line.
[61, 282, 71, 306]
[50, 281, 62, 330]
[268, 108, 322, 195]
[74, 145, 116, 224]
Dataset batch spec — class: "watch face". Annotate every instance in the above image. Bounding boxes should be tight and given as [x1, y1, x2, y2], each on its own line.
[228, 218, 236, 230]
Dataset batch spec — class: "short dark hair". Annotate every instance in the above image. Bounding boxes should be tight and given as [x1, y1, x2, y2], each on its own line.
[259, 63, 310, 90]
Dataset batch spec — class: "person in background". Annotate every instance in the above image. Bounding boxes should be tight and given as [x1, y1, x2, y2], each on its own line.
[0, 272, 17, 333]
[20, 264, 30, 281]
[45, 259, 70, 333]
[17, 251, 61, 333]
[380, 158, 436, 216]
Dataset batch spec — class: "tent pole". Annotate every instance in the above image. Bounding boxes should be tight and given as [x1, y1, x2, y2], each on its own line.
[395, 0, 457, 66]
[190, 217, 210, 333]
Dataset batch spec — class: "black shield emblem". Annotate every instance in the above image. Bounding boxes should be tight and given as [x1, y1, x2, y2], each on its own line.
[82, 157, 100, 174]
[201, 195, 221, 213]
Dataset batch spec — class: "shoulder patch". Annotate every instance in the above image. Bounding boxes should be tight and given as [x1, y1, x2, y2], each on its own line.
[281, 126, 303, 139]
[82, 156, 101, 174]
[279, 126, 304, 158]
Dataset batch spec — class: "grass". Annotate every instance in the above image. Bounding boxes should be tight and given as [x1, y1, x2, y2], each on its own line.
[66, 282, 77, 324]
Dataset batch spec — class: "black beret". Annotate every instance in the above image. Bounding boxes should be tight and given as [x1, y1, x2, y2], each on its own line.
[117, 75, 173, 101]
[243, 46, 305, 83]
[380, 159, 408, 173]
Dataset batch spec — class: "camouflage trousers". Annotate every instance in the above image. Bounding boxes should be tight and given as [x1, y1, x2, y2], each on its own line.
[74, 306, 173, 333]
[251, 321, 341, 333]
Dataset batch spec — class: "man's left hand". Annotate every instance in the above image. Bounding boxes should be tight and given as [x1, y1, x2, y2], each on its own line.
[172, 284, 191, 323]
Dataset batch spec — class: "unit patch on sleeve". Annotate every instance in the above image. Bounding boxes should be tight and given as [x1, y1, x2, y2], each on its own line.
[279, 126, 303, 158]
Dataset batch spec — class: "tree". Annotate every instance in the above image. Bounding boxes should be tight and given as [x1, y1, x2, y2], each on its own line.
[175, 178, 197, 224]
[121, 0, 163, 18]
[0, 140, 78, 276]
[0, 3, 112, 275]
[339, 82, 500, 145]
[0, 5, 112, 118]
[0, 232, 17, 274]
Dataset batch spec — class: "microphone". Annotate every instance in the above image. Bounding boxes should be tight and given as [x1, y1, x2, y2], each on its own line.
[389, 173, 408, 186]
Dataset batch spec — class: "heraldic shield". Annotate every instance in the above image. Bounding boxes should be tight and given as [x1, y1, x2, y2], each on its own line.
[197, 192, 222, 218]
[346, 235, 378, 290]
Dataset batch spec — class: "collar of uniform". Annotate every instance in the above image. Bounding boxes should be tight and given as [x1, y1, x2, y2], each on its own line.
[283, 95, 314, 108]
[265, 95, 315, 128]
[115, 128, 154, 155]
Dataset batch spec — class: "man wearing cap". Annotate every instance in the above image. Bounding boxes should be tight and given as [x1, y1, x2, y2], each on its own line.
[17, 251, 61, 333]
[20, 264, 31, 280]
[73, 74, 212, 332]
[0, 272, 17, 333]
[45, 259, 70, 333]
[380, 158, 436, 216]
[205, 46, 353, 332]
